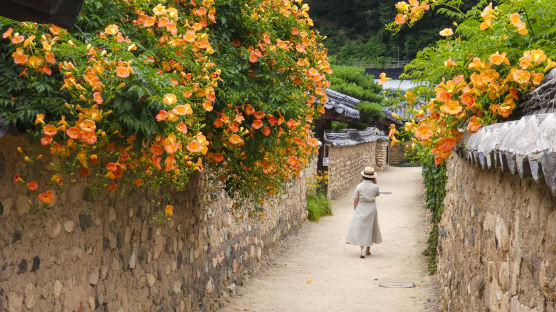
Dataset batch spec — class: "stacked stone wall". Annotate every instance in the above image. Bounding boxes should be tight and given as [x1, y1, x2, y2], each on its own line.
[376, 141, 388, 169]
[438, 153, 556, 311]
[326, 140, 387, 200]
[0, 134, 314, 312]
[388, 143, 406, 164]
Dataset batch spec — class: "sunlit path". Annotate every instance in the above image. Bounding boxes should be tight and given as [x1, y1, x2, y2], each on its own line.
[219, 166, 438, 312]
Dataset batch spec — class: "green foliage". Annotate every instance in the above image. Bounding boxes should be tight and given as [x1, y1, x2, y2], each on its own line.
[327, 65, 385, 130]
[0, 4, 166, 142]
[332, 31, 391, 66]
[308, 0, 453, 64]
[331, 121, 348, 131]
[344, 101, 386, 130]
[0, 23, 65, 135]
[0, 0, 330, 211]
[306, 192, 333, 221]
[404, 0, 556, 89]
[204, 0, 330, 202]
[389, 0, 555, 274]
[424, 222, 440, 274]
[331, 28, 442, 66]
[329, 65, 383, 102]
[357, 101, 385, 123]
[410, 145, 446, 274]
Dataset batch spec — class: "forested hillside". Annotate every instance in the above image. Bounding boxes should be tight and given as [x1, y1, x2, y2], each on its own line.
[308, 0, 453, 66]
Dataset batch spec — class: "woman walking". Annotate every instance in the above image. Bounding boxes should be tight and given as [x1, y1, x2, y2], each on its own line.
[346, 167, 383, 258]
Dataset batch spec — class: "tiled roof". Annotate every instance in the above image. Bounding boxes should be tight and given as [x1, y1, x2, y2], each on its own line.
[324, 89, 360, 119]
[382, 107, 404, 126]
[324, 127, 388, 147]
[324, 89, 406, 125]
[457, 68, 556, 196]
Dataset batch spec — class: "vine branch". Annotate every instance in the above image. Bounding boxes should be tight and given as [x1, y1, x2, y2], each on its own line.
[521, 7, 536, 38]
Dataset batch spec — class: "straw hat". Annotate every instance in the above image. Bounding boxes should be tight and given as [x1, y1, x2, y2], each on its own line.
[361, 167, 377, 179]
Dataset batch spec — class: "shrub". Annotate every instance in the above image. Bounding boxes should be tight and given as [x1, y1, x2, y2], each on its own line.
[331, 121, 348, 131]
[357, 101, 385, 123]
[410, 145, 446, 274]
[327, 65, 386, 130]
[329, 65, 383, 103]
[306, 192, 332, 221]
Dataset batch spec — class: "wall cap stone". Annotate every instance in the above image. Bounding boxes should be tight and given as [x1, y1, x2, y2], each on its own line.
[457, 112, 556, 196]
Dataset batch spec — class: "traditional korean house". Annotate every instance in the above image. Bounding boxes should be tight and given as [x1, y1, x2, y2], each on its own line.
[314, 89, 361, 172]
[312, 89, 395, 198]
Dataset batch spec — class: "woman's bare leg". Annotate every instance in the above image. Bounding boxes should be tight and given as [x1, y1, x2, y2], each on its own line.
[366, 246, 371, 255]
[360, 246, 365, 258]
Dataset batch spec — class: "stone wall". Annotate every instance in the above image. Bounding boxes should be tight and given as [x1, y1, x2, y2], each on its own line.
[326, 140, 387, 200]
[0, 134, 314, 312]
[376, 141, 388, 169]
[388, 143, 406, 164]
[437, 153, 556, 311]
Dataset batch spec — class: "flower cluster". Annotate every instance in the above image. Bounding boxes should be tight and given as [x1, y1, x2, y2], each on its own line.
[387, 1, 555, 165]
[395, 48, 553, 164]
[393, 0, 430, 27]
[2, 0, 329, 212]
[306, 170, 328, 193]
[200, 0, 330, 204]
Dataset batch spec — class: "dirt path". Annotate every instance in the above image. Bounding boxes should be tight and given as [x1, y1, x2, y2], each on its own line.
[219, 166, 439, 312]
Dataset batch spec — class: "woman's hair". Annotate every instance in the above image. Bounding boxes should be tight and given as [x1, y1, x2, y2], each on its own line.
[362, 176, 376, 182]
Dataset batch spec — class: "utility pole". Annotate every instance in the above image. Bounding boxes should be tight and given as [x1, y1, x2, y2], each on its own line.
[397, 46, 400, 68]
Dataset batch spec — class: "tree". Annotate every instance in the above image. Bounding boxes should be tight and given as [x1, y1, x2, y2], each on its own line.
[328, 65, 385, 130]
[308, 0, 453, 64]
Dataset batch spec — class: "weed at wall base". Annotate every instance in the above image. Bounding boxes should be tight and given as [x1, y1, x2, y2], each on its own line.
[306, 192, 333, 222]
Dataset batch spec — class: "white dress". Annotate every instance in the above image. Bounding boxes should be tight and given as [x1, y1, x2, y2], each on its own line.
[345, 181, 383, 246]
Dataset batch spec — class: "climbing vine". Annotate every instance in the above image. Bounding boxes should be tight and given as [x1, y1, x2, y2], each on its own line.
[0, 0, 330, 215]
[386, 0, 555, 273]
[388, 0, 555, 164]
[410, 146, 446, 274]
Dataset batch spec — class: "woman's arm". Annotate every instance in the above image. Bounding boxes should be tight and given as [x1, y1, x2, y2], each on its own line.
[353, 186, 359, 210]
